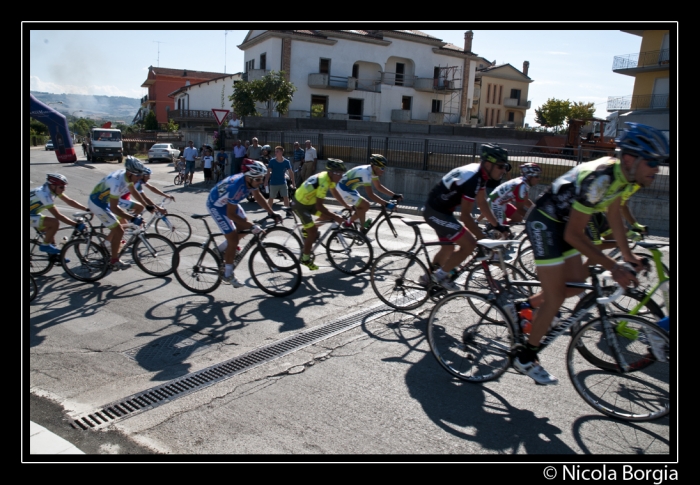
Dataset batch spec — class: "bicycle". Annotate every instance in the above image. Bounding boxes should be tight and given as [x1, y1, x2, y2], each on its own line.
[173, 213, 301, 296]
[29, 273, 37, 302]
[426, 239, 668, 421]
[369, 219, 531, 311]
[174, 166, 187, 186]
[30, 211, 95, 276]
[348, 200, 417, 253]
[64, 214, 178, 282]
[143, 197, 192, 245]
[261, 207, 374, 275]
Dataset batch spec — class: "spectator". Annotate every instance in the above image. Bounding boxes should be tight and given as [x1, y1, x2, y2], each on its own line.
[81, 141, 87, 157]
[260, 145, 272, 166]
[182, 140, 199, 185]
[202, 148, 214, 185]
[216, 147, 229, 175]
[227, 113, 241, 137]
[247, 137, 263, 161]
[292, 141, 305, 184]
[300, 139, 318, 183]
[232, 139, 247, 175]
[264, 146, 295, 209]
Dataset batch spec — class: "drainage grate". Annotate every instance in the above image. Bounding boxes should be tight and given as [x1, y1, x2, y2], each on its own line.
[69, 302, 392, 430]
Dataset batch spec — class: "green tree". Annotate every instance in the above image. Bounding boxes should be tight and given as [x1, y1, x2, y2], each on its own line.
[29, 118, 49, 136]
[567, 101, 596, 123]
[165, 118, 179, 133]
[228, 70, 297, 117]
[534, 98, 571, 133]
[144, 111, 158, 130]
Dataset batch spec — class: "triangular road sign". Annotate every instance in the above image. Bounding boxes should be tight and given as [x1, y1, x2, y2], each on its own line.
[212, 109, 230, 126]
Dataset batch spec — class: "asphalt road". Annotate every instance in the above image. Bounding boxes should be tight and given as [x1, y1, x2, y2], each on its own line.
[26, 147, 675, 461]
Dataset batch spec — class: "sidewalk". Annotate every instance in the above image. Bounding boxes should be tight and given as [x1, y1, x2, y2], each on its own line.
[29, 421, 84, 455]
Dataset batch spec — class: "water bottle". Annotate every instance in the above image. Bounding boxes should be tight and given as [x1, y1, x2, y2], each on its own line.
[657, 316, 669, 332]
[517, 303, 533, 334]
[59, 236, 68, 248]
[364, 218, 373, 229]
[386, 202, 396, 211]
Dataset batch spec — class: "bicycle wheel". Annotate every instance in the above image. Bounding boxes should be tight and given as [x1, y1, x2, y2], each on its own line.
[154, 214, 192, 245]
[370, 251, 430, 310]
[29, 274, 37, 302]
[428, 290, 515, 382]
[248, 242, 302, 297]
[464, 261, 536, 294]
[567, 314, 669, 421]
[29, 238, 54, 276]
[61, 239, 110, 282]
[174, 242, 223, 294]
[261, 226, 303, 260]
[326, 228, 373, 275]
[132, 234, 177, 277]
[174, 174, 182, 185]
[612, 251, 670, 313]
[515, 239, 537, 279]
[570, 288, 665, 371]
[374, 216, 418, 253]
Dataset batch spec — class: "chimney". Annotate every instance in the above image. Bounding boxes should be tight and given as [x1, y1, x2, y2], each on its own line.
[464, 30, 473, 53]
[523, 61, 530, 76]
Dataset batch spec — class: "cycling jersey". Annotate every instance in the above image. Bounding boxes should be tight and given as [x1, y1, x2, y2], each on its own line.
[337, 165, 377, 192]
[29, 183, 63, 216]
[120, 180, 144, 200]
[425, 163, 489, 214]
[488, 176, 530, 207]
[534, 157, 632, 222]
[207, 173, 255, 208]
[89, 170, 135, 209]
[294, 171, 336, 206]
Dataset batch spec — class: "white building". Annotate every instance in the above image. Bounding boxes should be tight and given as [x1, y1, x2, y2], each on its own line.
[168, 73, 243, 129]
[237, 30, 492, 125]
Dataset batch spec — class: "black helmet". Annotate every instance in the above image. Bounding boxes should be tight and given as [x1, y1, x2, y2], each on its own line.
[480, 143, 510, 171]
[369, 154, 388, 169]
[326, 159, 347, 172]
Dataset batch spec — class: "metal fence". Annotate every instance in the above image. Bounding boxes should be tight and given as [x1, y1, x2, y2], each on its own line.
[238, 129, 670, 200]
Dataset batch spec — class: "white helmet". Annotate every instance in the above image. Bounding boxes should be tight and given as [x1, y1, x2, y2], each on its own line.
[243, 160, 267, 178]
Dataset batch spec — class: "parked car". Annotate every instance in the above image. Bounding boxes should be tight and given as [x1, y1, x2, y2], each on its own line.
[148, 143, 181, 163]
[45, 140, 54, 151]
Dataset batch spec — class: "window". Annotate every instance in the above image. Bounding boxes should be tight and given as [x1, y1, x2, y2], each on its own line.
[245, 59, 255, 72]
[431, 100, 442, 113]
[433, 67, 441, 88]
[510, 89, 521, 104]
[260, 53, 266, 70]
[311, 95, 328, 118]
[352, 64, 359, 79]
[498, 85, 503, 105]
[348, 98, 363, 120]
[396, 63, 405, 86]
[508, 112, 515, 122]
[487, 84, 491, 104]
[401, 96, 412, 111]
[320, 58, 330, 74]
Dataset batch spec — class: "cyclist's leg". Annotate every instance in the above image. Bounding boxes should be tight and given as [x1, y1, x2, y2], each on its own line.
[336, 185, 363, 225]
[292, 201, 319, 268]
[38, 215, 59, 246]
[89, 200, 123, 264]
[207, 203, 242, 285]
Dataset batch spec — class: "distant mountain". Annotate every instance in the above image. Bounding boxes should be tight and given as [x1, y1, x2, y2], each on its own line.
[30, 91, 141, 124]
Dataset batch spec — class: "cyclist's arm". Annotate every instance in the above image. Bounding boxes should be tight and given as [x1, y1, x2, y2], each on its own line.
[366, 180, 394, 206]
[46, 206, 81, 227]
[109, 196, 135, 222]
[607, 198, 643, 268]
[459, 197, 487, 240]
[315, 197, 344, 224]
[227, 202, 252, 231]
[58, 193, 88, 212]
[128, 184, 160, 215]
[251, 189, 281, 222]
[475, 190, 501, 233]
[144, 182, 175, 202]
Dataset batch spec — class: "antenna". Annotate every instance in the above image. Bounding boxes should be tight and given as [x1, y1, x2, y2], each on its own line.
[153, 41, 166, 67]
[224, 30, 234, 73]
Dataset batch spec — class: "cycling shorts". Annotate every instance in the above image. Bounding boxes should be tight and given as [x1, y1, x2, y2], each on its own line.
[29, 214, 47, 230]
[88, 199, 121, 230]
[585, 212, 611, 245]
[524, 209, 580, 267]
[291, 200, 320, 230]
[335, 183, 364, 207]
[423, 204, 467, 242]
[207, 203, 246, 235]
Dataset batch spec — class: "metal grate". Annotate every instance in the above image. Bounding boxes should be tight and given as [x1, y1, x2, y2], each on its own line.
[69, 303, 392, 430]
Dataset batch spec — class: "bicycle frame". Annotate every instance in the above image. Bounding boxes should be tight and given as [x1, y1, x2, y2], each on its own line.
[287, 208, 355, 256]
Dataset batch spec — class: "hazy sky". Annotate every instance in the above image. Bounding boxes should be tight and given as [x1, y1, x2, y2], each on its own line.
[26, 24, 668, 127]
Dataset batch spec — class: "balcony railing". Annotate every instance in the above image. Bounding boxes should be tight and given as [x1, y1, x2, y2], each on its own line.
[381, 72, 414, 88]
[607, 94, 669, 111]
[168, 109, 233, 122]
[612, 49, 670, 71]
[504, 98, 531, 109]
[286, 109, 376, 121]
[242, 69, 271, 82]
[307, 73, 355, 91]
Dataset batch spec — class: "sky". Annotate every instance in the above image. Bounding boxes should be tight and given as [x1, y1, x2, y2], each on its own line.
[26, 24, 662, 127]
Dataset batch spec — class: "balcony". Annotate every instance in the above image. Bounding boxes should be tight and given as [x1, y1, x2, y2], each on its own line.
[391, 109, 411, 122]
[243, 69, 270, 82]
[381, 72, 414, 88]
[168, 109, 232, 123]
[307, 73, 355, 91]
[607, 94, 669, 111]
[283, 110, 377, 121]
[504, 98, 531, 109]
[612, 49, 670, 75]
[141, 95, 154, 107]
[413, 78, 458, 92]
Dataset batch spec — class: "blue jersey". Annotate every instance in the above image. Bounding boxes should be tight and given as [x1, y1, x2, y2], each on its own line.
[207, 173, 256, 208]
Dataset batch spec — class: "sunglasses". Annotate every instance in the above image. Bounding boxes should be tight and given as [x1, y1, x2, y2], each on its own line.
[645, 159, 662, 168]
[330, 171, 344, 176]
[494, 163, 511, 172]
[251, 178, 264, 182]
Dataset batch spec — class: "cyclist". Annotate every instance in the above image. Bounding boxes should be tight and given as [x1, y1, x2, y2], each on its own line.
[482, 162, 541, 228]
[206, 160, 282, 287]
[513, 122, 667, 385]
[87, 156, 152, 271]
[332, 154, 403, 234]
[118, 166, 171, 219]
[30, 173, 89, 254]
[422, 143, 512, 290]
[292, 159, 348, 270]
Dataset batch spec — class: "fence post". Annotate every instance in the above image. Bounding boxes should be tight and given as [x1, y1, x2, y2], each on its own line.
[367, 136, 372, 161]
[577, 145, 582, 164]
[423, 139, 430, 171]
[473, 142, 478, 164]
[318, 133, 323, 160]
[280, 131, 285, 149]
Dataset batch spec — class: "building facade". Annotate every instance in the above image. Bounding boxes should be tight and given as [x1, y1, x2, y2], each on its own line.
[168, 73, 243, 129]
[475, 61, 533, 128]
[236, 30, 527, 126]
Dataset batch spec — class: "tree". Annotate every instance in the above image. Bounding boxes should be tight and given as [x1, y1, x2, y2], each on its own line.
[229, 70, 297, 117]
[29, 118, 49, 136]
[165, 118, 179, 133]
[144, 111, 158, 130]
[534, 98, 571, 133]
[567, 101, 596, 123]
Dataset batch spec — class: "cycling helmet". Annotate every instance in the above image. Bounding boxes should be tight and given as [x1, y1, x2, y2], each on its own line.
[243, 160, 267, 178]
[325, 158, 347, 172]
[520, 162, 542, 178]
[124, 156, 146, 175]
[615, 122, 669, 161]
[480, 143, 509, 165]
[142, 166, 152, 176]
[369, 154, 388, 169]
[46, 173, 68, 186]
[261, 145, 271, 153]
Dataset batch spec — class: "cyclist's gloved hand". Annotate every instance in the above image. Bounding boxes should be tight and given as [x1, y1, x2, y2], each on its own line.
[386, 202, 396, 211]
[392, 193, 403, 202]
[270, 212, 283, 224]
[145, 204, 155, 213]
[131, 215, 143, 227]
[251, 224, 263, 234]
[75, 222, 86, 232]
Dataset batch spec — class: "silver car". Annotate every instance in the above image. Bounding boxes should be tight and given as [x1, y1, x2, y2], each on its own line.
[148, 143, 181, 163]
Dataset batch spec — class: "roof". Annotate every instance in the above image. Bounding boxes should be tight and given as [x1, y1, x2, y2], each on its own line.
[477, 63, 532, 81]
[146, 66, 227, 79]
[167, 73, 243, 98]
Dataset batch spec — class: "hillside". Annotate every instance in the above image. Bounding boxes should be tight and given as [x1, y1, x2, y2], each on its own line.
[30, 91, 141, 123]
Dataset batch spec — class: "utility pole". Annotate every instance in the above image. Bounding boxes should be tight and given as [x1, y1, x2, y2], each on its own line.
[224, 30, 233, 74]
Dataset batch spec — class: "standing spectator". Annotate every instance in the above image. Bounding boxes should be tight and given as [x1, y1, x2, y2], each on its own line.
[264, 146, 295, 209]
[81, 140, 88, 157]
[227, 113, 241, 137]
[182, 140, 199, 185]
[292, 141, 305, 185]
[232, 139, 247, 175]
[260, 145, 272, 166]
[300, 139, 318, 183]
[247, 137, 263, 161]
[202, 148, 214, 185]
[216, 147, 229, 177]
